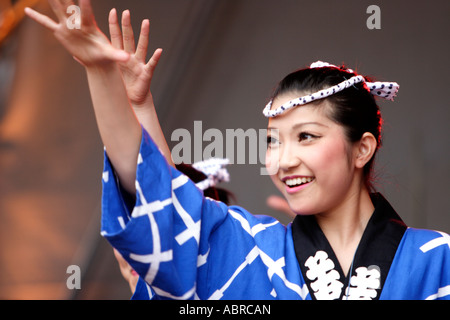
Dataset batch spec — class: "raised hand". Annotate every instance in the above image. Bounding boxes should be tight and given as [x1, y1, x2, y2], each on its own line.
[107, 8, 173, 167]
[108, 8, 162, 106]
[25, 1, 172, 193]
[25, 0, 129, 67]
[25, 0, 144, 194]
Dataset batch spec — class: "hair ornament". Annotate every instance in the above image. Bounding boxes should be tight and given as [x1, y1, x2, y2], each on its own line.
[263, 61, 399, 118]
[192, 158, 230, 190]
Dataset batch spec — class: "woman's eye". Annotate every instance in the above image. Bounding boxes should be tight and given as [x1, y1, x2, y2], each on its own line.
[267, 136, 280, 148]
[298, 132, 318, 142]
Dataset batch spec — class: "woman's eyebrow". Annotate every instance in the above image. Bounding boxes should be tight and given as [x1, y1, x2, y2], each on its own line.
[267, 122, 329, 131]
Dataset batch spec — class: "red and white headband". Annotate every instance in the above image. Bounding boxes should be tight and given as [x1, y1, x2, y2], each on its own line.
[263, 61, 400, 118]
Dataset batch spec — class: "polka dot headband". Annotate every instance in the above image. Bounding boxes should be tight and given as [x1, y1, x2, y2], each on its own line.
[192, 158, 230, 190]
[263, 61, 400, 118]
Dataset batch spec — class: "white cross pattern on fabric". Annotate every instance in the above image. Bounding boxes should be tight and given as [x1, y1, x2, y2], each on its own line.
[228, 209, 279, 237]
[170, 174, 202, 246]
[420, 231, 450, 253]
[102, 170, 109, 183]
[208, 246, 260, 300]
[259, 251, 309, 299]
[128, 173, 205, 297]
[305, 250, 344, 300]
[151, 284, 197, 300]
[130, 174, 188, 219]
[173, 189, 201, 246]
[197, 247, 210, 267]
[129, 181, 174, 284]
[228, 209, 307, 298]
[425, 285, 450, 300]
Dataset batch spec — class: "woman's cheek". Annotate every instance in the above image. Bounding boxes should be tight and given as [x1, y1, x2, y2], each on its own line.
[265, 148, 280, 176]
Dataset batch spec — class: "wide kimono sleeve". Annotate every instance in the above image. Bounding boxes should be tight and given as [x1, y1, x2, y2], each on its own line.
[101, 127, 232, 299]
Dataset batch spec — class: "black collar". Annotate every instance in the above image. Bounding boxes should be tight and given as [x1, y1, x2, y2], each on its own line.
[292, 193, 407, 300]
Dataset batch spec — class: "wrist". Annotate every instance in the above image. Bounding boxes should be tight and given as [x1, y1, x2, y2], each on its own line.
[133, 102, 157, 121]
[131, 94, 155, 110]
[85, 61, 119, 75]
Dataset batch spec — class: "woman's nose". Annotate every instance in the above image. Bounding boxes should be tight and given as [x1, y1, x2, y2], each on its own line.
[278, 144, 301, 171]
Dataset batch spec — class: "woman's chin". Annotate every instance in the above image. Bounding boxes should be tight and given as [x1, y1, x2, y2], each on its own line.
[286, 203, 318, 216]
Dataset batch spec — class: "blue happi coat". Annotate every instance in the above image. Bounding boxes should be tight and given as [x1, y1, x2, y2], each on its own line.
[101, 128, 450, 300]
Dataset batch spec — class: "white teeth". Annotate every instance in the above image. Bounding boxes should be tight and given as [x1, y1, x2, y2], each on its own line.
[285, 177, 314, 187]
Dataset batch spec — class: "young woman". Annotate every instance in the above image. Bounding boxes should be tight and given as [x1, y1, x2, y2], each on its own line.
[25, 0, 449, 300]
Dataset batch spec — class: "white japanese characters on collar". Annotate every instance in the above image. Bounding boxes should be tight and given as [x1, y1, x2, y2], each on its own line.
[193, 158, 230, 190]
[263, 61, 400, 118]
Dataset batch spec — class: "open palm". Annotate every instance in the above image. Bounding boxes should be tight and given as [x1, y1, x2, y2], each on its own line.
[108, 9, 162, 106]
[25, 0, 129, 67]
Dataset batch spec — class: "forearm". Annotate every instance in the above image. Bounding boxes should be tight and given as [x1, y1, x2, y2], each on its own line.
[86, 63, 141, 194]
[133, 102, 174, 167]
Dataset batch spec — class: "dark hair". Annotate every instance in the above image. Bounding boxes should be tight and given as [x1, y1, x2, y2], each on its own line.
[176, 163, 235, 204]
[271, 65, 382, 191]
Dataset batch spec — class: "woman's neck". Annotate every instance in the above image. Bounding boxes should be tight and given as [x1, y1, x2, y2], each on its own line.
[314, 185, 375, 276]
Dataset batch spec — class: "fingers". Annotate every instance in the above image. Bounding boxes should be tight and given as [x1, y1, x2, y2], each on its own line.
[135, 19, 150, 62]
[121, 10, 136, 54]
[24, 7, 58, 31]
[47, 0, 66, 20]
[108, 8, 123, 49]
[108, 9, 152, 62]
[60, 0, 75, 11]
[46, 0, 97, 28]
[146, 48, 162, 74]
[79, 0, 96, 27]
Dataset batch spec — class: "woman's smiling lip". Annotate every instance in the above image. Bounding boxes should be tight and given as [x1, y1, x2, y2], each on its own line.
[281, 175, 315, 194]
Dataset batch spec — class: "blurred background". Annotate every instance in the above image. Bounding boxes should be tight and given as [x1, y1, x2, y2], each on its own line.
[0, 0, 449, 299]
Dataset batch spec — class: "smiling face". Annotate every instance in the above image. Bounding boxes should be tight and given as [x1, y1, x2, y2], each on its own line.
[266, 93, 362, 216]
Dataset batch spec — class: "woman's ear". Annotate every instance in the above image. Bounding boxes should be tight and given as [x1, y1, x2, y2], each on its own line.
[354, 132, 377, 169]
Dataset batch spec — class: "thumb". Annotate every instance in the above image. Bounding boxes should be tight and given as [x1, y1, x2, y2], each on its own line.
[107, 48, 130, 63]
[146, 48, 163, 74]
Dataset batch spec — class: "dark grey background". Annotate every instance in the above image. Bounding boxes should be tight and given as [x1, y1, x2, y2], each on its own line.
[0, 0, 448, 299]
